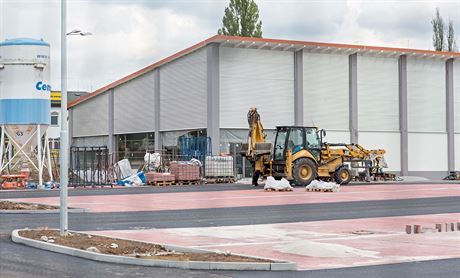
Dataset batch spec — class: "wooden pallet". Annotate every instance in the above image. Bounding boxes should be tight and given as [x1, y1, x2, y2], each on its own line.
[306, 188, 333, 192]
[205, 177, 236, 184]
[264, 187, 293, 192]
[149, 180, 175, 186]
[176, 179, 200, 186]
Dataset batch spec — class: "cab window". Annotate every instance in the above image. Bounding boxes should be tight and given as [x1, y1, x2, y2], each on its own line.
[288, 128, 304, 152]
[305, 128, 320, 149]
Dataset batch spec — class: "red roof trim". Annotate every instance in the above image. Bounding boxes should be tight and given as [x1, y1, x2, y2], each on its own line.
[69, 34, 460, 108]
[216, 35, 460, 57]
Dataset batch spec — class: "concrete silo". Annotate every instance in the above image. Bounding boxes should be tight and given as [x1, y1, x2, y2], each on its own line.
[0, 38, 53, 186]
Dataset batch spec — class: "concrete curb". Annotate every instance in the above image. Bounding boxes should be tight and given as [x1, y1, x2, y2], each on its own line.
[0, 208, 89, 214]
[11, 229, 297, 271]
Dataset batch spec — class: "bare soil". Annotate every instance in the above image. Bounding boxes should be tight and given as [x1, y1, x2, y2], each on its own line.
[19, 229, 273, 263]
[0, 200, 59, 210]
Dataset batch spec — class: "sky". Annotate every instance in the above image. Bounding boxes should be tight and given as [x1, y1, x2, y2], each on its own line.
[0, 0, 459, 92]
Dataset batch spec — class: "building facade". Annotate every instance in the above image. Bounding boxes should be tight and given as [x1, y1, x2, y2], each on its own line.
[68, 35, 460, 179]
[48, 91, 88, 149]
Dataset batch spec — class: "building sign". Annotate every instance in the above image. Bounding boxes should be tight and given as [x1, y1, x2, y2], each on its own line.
[51, 91, 61, 106]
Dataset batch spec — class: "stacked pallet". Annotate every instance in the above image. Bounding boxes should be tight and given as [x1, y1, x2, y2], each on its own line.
[169, 162, 200, 185]
[146, 172, 175, 186]
[204, 156, 234, 183]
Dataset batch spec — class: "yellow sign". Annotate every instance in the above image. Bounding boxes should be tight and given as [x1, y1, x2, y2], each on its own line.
[51, 91, 61, 102]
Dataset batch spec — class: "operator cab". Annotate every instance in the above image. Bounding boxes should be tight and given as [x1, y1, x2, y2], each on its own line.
[273, 126, 323, 162]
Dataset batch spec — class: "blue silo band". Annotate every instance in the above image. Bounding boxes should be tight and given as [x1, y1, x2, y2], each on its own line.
[0, 99, 50, 125]
[0, 38, 50, 47]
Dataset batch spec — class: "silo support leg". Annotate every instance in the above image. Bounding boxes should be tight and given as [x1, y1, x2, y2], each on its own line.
[0, 126, 4, 172]
[2, 129, 38, 172]
[45, 133, 53, 181]
[37, 125, 43, 187]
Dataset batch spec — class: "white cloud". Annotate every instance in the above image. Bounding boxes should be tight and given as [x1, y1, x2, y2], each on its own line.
[1, 0, 459, 92]
[1, 0, 217, 91]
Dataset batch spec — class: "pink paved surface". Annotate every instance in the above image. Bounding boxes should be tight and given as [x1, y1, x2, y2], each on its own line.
[3, 183, 460, 212]
[91, 213, 460, 270]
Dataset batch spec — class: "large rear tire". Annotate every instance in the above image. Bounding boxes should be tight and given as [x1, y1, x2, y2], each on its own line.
[334, 166, 352, 185]
[292, 158, 317, 186]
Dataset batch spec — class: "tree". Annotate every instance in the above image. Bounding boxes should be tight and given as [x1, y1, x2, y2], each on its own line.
[447, 20, 458, 52]
[431, 8, 445, 51]
[218, 0, 263, 38]
[431, 8, 457, 52]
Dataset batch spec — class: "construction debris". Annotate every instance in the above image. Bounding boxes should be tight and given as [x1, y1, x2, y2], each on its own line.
[406, 222, 460, 234]
[443, 171, 460, 180]
[306, 180, 340, 192]
[264, 176, 293, 192]
[86, 246, 101, 253]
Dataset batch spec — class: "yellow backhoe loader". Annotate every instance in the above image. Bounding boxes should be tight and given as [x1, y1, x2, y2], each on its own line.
[242, 107, 386, 186]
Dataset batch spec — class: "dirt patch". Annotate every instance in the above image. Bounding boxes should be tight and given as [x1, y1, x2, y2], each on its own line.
[19, 229, 272, 263]
[0, 200, 58, 210]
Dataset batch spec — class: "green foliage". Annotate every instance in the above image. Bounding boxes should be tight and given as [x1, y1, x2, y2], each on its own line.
[431, 8, 445, 51]
[218, 0, 263, 38]
[431, 8, 457, 52]
[447, 20, 458, 52]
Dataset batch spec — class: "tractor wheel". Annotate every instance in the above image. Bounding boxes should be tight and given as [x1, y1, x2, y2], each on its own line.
[334, 166, 352, 185]
[252, 171, 260, 186]
[292, 158, 317, 186]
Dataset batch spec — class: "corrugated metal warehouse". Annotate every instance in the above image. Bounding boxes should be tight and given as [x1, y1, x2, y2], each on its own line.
[68, 35, 460, 179]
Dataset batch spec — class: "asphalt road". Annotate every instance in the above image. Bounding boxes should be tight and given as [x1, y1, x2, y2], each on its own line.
[1, 196, 459, 232]
[1, 187, 460, 277]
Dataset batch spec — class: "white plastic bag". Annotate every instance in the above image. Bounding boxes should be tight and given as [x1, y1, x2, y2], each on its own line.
[144, 152, 161, 168]
[115, 159, 136, 179]
[122, 174, 144, 187]
[264, 176, 293, 191]
[306, 180, 340, 192]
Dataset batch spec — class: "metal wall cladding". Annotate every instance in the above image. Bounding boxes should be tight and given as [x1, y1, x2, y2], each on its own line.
[407, 58, 446, 132]
[160, 48, 207, 131]
[359, 131, 401, 172]
[114, 71, 155, 134]
[357, 56, 399, 131]
[220, 47, 294, 129]
[456, 134, 460, 170]
[408, 133, 448, 171]
[72, 136, 109, 147]
[72, 92, 109, 137]
[303, 53, 349, 130]
[455, 60, 460, 133]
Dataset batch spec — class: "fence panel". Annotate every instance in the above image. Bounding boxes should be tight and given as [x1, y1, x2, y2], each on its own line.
[69, 146, 110, 187]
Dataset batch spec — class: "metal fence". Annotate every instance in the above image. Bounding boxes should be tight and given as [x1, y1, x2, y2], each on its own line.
[69, 146, 110, 187]
[67, 144, 238, 187]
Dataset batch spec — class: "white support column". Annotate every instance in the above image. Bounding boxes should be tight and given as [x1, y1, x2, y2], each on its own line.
[108, 89, 115, 156]
[154, 68, 161, 151]
[207, 43, 220, 154]
[45, 131, 53, 181]
[446, 58, 455, 172]
[37, 125, 43, 187]
[399, 55, 408, 176]
[349, 53, 358, 144]
[294, 50, 304, 126]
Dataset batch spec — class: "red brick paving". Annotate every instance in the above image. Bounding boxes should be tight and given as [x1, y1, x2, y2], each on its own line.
[92, 213, 460, 270]
[3, 183, 459, 213]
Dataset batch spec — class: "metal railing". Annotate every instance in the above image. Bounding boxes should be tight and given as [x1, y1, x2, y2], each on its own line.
[69, 146, 110, 187]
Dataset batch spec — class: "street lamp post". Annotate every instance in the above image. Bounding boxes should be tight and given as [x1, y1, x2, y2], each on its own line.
[60, 0, 68, 237]
[60, 0, 91, 236]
